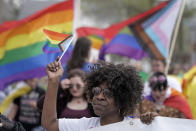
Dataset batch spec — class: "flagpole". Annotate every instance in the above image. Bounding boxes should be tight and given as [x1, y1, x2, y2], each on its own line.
[165, 0, 186, 74]
[72, 0, 81, 44]
[59, 36, 74, 61]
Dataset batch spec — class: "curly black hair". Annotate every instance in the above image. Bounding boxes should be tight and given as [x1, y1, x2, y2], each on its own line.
[86, 62, 144, 116]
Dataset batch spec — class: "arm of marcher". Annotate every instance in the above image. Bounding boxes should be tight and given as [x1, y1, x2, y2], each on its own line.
[41, 57, 63, 131]
[42, 80, 59, 131]
[8, 104, 18, 121]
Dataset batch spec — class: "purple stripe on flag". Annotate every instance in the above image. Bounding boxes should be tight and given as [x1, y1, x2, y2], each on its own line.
[0, 48, 72, 90]
[0, 67, 46, 90]
[42, 41, 61, 53]
[104, 44, 148, 60]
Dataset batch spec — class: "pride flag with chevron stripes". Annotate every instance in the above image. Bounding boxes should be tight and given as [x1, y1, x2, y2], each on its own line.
[132, 0, 184, 60]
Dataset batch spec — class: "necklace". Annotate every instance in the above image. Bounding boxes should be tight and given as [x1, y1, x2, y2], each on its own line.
[77, 100, 81, 104]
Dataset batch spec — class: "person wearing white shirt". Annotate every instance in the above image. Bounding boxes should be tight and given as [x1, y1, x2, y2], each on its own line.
[42, 58, 156, 131]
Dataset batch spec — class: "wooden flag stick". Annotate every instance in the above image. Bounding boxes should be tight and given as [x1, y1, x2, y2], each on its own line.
[165, 0, 186, 74]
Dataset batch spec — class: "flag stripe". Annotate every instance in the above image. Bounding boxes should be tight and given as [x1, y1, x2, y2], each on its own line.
[134, 25, 164, 59]
[5, 22, 72, 49]
[150, 0, 181, 48]
[0, 44, 72, 78]
[119, 27, 134, 34]
[143, 0, 176, 28]
[87, 35, 104, 49]
[145, 28, 167, 57]
[0, 22, 72, 58]
[104, 2, 168, 42]
[0, 53, 53, 78]
[42, 41, 61, 53]
[0, 42, 44, 66]
[0, 0, 73, 33]
[105, 44, 147, 60]
[0, 67, 46, 90]
[108, 34, 142, 49]
[137, 0, 182, 59]
[43, 29, 71, 42]
[0, 10, 73, 47]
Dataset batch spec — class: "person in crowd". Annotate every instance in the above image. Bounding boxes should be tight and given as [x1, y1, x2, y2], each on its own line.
[140, 72, 193, 119]
[38, 69, 96, 118]
[61, 37, 92, 79]
[144, 59, 182, 96]
[0, 113, 25, 131]
[8, 78, 45, 131]
[42, 58, 156, 131]
[59, 69, 96, 118]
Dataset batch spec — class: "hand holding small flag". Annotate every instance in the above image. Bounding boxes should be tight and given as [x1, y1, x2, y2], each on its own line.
[46, 56, 64, 82]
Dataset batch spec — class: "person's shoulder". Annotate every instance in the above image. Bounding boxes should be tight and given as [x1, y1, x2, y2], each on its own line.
[82, 62, 93, 73]
[81, 117, 99, 122]
[83, 62, 94, 67]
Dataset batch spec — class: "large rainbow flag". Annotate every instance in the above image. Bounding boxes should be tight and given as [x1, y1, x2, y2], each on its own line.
[0, 0, 73, 90]
[77, 27, 105, 51]
[132, 0, 184, 60]
[77, 1, 167, 60]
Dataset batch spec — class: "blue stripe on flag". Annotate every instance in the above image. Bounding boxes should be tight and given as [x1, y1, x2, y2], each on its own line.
[145, 28, 168, 58]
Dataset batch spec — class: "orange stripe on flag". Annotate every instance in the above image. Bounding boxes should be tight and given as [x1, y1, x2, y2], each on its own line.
[0, 10, 73, 47]
[43, 29, 70, 42]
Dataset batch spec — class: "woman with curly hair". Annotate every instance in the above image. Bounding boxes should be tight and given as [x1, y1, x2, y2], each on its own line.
[42, 59, 156, 131]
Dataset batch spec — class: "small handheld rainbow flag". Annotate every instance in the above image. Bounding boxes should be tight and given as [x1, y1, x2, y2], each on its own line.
[43, 29, 73, 61]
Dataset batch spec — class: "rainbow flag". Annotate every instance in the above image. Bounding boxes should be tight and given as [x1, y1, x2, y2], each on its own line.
[0, 0, 73, 90]
[132, 0, 184, 60]
[77, 27, 105, 51]
[100, 1, 167, 60]
[103, 26, 148, 60]
[77, 1, 167, 60]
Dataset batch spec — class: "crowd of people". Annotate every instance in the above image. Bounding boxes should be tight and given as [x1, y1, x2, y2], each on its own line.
[0, 37, 195, 131]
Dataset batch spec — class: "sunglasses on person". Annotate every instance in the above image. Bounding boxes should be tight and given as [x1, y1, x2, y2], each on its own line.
[69, 84, 81, 89]
[92, 87, 113, 98]
[150, 76, 166, 84]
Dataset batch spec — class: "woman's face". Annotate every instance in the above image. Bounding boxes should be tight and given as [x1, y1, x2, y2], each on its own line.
[151, 87, 168, 103]
[69, 76, 85, 98]
[92, 83, 118, 117]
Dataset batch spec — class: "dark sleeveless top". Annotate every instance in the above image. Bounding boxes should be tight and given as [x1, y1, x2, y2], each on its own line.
[60, 106, 92, 118]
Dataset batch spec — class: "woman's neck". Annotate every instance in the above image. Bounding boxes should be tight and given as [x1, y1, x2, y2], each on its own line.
[100, 113, 123, 126]
[71, 97, 85, 104]
[67, 97, 87, 110]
